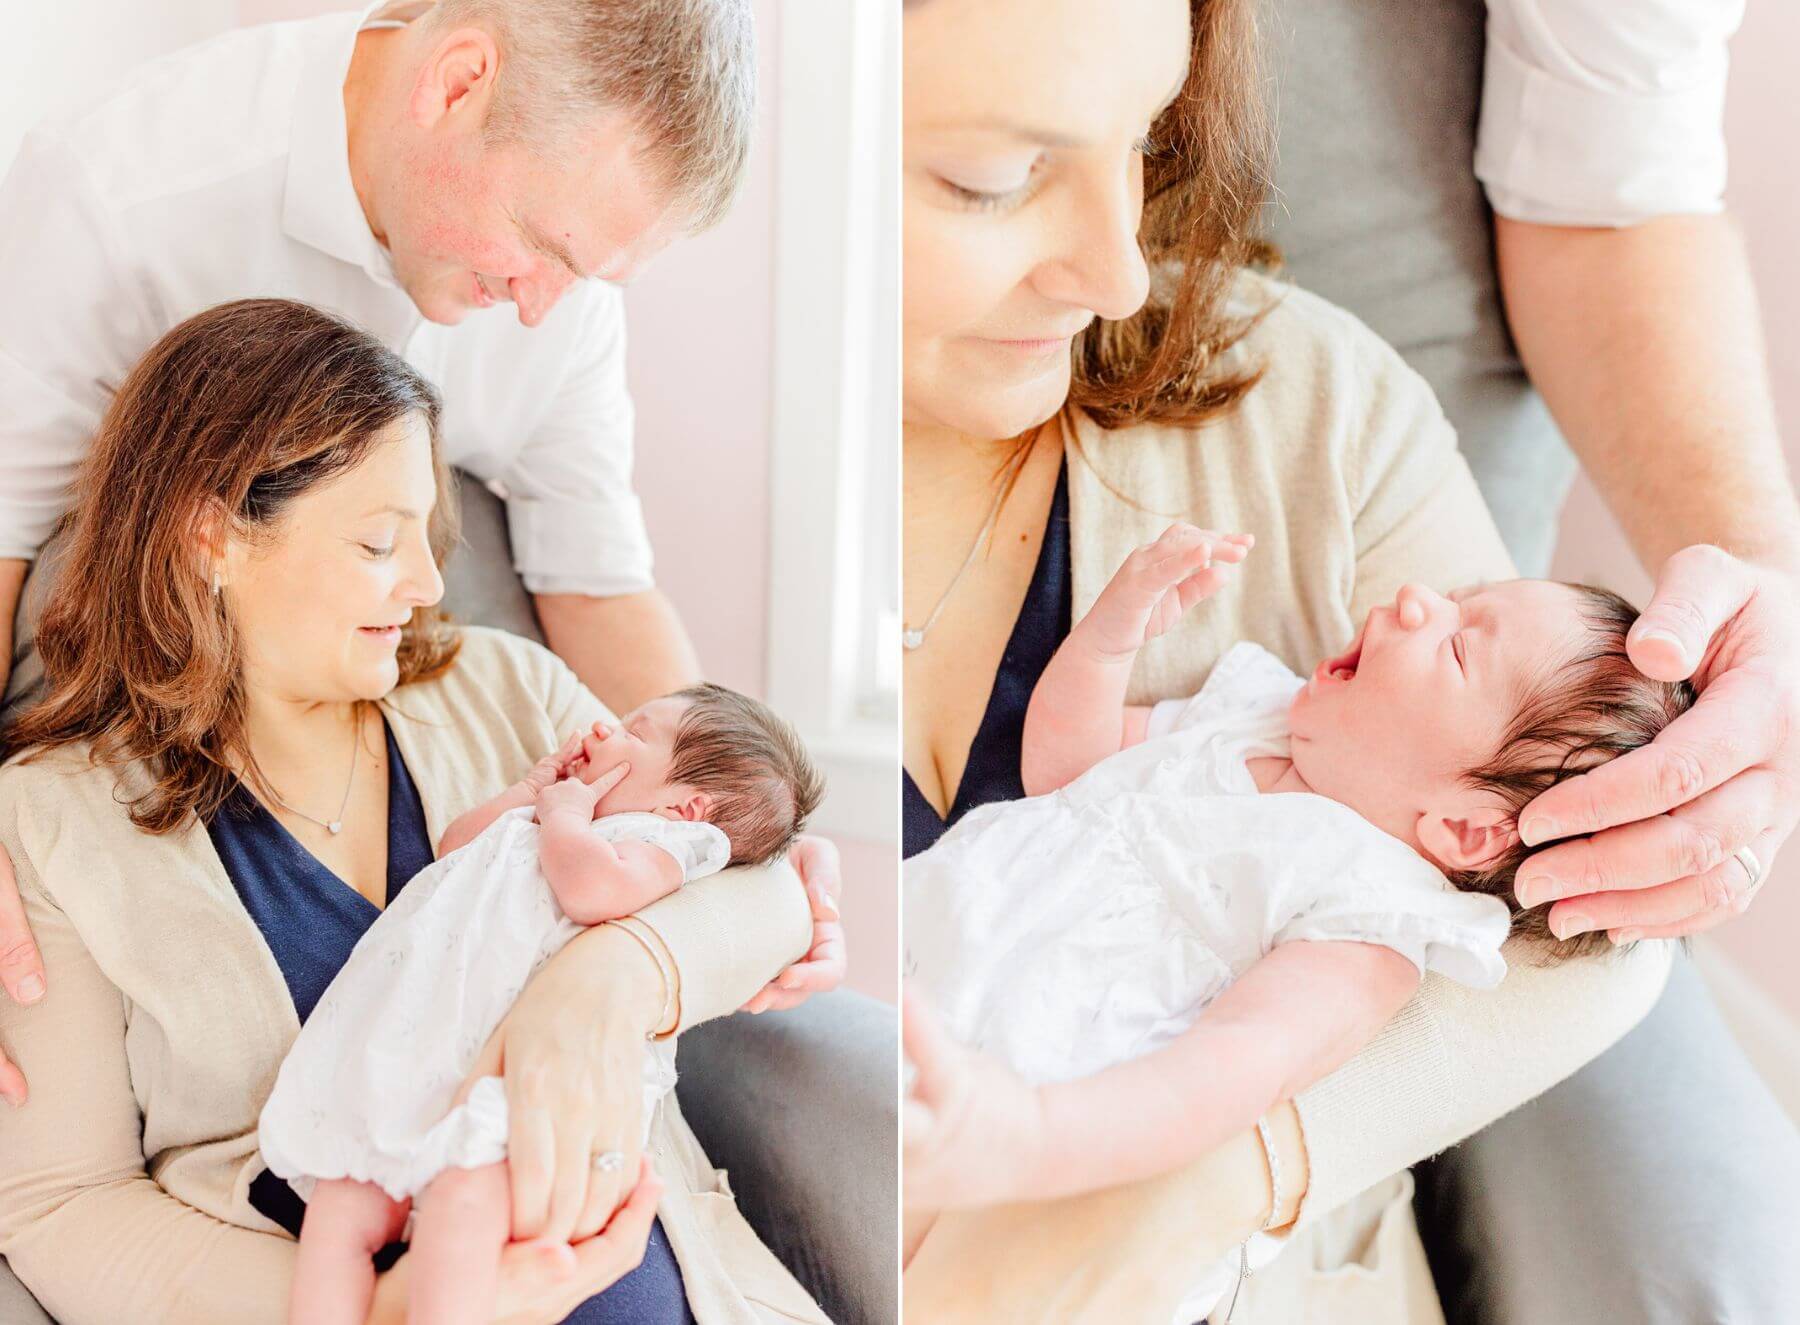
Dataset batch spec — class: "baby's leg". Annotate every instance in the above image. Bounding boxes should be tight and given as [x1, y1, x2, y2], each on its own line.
[407, 1162, 513, 1325]
[291, 1178, 411, 1325]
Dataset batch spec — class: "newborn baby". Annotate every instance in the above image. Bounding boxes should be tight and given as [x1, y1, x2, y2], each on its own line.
[259, 683, 823, 1325]
[903, 524, 1693, 1320]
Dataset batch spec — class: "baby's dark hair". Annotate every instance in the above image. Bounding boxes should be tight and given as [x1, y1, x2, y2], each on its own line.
[1446, 585, 1696, 960]
[667, 683, 825, 866]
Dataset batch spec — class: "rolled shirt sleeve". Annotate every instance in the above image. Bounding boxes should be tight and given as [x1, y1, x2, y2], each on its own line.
[1475, 0, 1745, 226]
[499, 285, 656, 598]
[0, 131, 154, 561]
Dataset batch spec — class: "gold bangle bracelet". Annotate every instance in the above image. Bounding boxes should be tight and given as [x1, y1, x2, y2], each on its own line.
[599, 918, 679, 1038]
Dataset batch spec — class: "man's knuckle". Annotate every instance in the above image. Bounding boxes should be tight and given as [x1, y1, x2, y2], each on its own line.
[1656, 749, 1710, 805]
[1697, 871, 1736, 913]
[1678, 825, 1727, 879]
[0, 938, 37, 971]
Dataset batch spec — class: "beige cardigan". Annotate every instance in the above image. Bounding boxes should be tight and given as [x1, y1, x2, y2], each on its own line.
[909, 272, 1671, 1321]
[0, 627, 830, 1325]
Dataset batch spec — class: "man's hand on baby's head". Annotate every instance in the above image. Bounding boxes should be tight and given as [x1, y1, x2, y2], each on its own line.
[1079, 522, 1254, 662]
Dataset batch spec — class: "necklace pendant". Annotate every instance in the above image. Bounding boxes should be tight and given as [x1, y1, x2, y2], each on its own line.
[902, 627, 924, 651]
[327, 821, 343, 835]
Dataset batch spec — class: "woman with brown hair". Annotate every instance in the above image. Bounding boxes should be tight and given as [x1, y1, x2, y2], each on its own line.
[898, 0, 1716, 1319]
[0, 299, 828, 1325]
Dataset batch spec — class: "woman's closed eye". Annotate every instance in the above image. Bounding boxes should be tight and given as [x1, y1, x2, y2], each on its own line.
[935, 156, 1048, 211]
[359, 542, 395, 559]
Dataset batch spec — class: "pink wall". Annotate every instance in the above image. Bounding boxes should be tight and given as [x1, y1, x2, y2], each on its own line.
[233, 1, 899, 1003]
[1551, 1, 1800, 1015]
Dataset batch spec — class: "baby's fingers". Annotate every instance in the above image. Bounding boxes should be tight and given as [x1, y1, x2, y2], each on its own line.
[588, 762, 631, 797]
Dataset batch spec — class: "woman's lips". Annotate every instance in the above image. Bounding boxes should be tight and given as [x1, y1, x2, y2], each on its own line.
[358, 625, 403, 646]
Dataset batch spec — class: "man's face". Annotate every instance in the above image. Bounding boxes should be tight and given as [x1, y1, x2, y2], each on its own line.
[382, 112, 686, 327]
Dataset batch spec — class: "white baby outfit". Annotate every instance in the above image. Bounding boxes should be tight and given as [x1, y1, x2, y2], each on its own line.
[904, 642, 1512, 1320]
[259, 806, 730, 1203]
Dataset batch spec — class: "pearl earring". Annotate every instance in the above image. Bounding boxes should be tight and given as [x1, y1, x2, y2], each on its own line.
[212, 571, 222, 596]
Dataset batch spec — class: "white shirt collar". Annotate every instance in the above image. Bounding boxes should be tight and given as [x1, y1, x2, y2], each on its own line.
[281, 3, 400, 288]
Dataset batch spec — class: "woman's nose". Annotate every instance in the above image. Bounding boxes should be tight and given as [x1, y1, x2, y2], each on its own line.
[1034, 158, 1151, 322]
[401, 533, 445, 608]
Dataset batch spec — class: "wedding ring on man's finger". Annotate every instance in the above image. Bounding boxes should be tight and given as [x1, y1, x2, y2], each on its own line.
[1732, 845, 1766, 898]
[591, 1149, 625, 1174]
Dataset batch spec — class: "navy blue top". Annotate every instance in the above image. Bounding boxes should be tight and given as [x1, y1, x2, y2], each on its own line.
[903, 462, 1072, 859]
[212, 716, 692, 1324]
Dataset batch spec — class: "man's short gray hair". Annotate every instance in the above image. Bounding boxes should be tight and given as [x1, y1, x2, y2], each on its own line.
[429, 0, 756, 230]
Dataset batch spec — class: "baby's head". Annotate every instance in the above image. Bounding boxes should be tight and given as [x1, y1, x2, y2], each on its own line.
[1287, 580, 1695, 958]
[567, 684, 825, 866]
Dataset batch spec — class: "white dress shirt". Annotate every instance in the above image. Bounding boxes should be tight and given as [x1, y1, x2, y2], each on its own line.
[1477, 0, 1745, 226]
[0, 6, 653, 596]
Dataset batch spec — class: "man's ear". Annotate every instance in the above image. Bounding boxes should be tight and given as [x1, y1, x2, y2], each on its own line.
[409, 26, 501, 131]
[1417, 804, 1519, 873]
[666, 790, 713, 823]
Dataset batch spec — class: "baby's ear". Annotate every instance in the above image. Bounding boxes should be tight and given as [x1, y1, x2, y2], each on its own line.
[667, 790, 713, 822]
[1418, 805, 1519, 873]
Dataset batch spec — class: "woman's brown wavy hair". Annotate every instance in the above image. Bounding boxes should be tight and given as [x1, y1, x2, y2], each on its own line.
[4, 298, 463, 833]
[1067, 0, 1276, 435]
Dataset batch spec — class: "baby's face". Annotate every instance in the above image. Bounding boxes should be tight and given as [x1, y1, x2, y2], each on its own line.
[1287, 580, 1589, 862]
[566, 694, 695, 816]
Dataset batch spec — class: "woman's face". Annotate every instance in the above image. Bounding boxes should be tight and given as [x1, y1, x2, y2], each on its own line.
[222, 413, 446, 705]
[903, 0, 1190, 439]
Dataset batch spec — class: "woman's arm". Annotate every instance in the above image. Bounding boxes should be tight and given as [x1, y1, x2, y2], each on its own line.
[906, 941, 1417, 1209]
[0, 848, 296, 1325]
[1022, 524, 1249, 795]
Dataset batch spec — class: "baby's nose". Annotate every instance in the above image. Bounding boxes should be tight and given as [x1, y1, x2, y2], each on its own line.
[1394, 583, 1444, 629]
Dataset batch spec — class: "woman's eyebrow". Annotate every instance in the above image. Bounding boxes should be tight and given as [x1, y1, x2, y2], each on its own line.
[915, 117, 1085, 149]
[360, 504, 423, 519]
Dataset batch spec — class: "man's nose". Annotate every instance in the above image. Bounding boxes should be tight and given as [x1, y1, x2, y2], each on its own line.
[508, 269, 575, 328]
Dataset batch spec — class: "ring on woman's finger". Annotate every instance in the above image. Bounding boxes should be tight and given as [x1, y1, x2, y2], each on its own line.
[1733, 844, 1766, 896]
[590, 1149, 625, 1173]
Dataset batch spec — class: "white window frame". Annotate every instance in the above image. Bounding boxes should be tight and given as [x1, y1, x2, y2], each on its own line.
[764, 0, 898, 845]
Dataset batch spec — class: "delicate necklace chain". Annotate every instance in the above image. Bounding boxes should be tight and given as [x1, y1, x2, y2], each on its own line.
[903, 441, 1033, 651]
[266, 706, 362, 836]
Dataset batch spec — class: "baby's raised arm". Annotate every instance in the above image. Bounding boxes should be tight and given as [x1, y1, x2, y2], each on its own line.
[1020, 524, 1251, 795]
[905, 938, 1419, 1210]
[436, 731, 585, 857]
[534, 776, 685, 924]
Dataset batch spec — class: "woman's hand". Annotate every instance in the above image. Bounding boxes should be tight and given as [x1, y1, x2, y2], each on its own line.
[0, 844, 44, 1105]
[465, 925, 667, 1246]
[1077, 523, 1252, 662]
[742, 833, 845, 1014]
[367, 1159, 664, 1325]
[1515, 545, 1800, 941]
[903, 989, 1047, 1210]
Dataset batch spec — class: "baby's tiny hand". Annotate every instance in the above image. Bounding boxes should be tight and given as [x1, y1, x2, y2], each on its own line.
[523, 732, 587, 794]
[1079, 522, 1253, 661]
[535, 773, 606, 824]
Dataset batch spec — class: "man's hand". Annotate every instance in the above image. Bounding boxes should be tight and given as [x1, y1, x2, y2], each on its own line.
[1076, 524, 1252, 662]
[903, 988, 1047, 1210]
[0, 843, 44, 1105]
[1515, 545, 1800, 941]
[742, 833, 845, 1013]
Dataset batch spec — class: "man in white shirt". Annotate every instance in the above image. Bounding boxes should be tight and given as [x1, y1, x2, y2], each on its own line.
[0, 0, 734, 716]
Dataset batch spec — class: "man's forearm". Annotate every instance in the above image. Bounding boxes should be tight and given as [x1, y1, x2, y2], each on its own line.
[532, 587, 702, 713]
[1497, 213, 1800, 574]
[0, 559, 26, 700]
